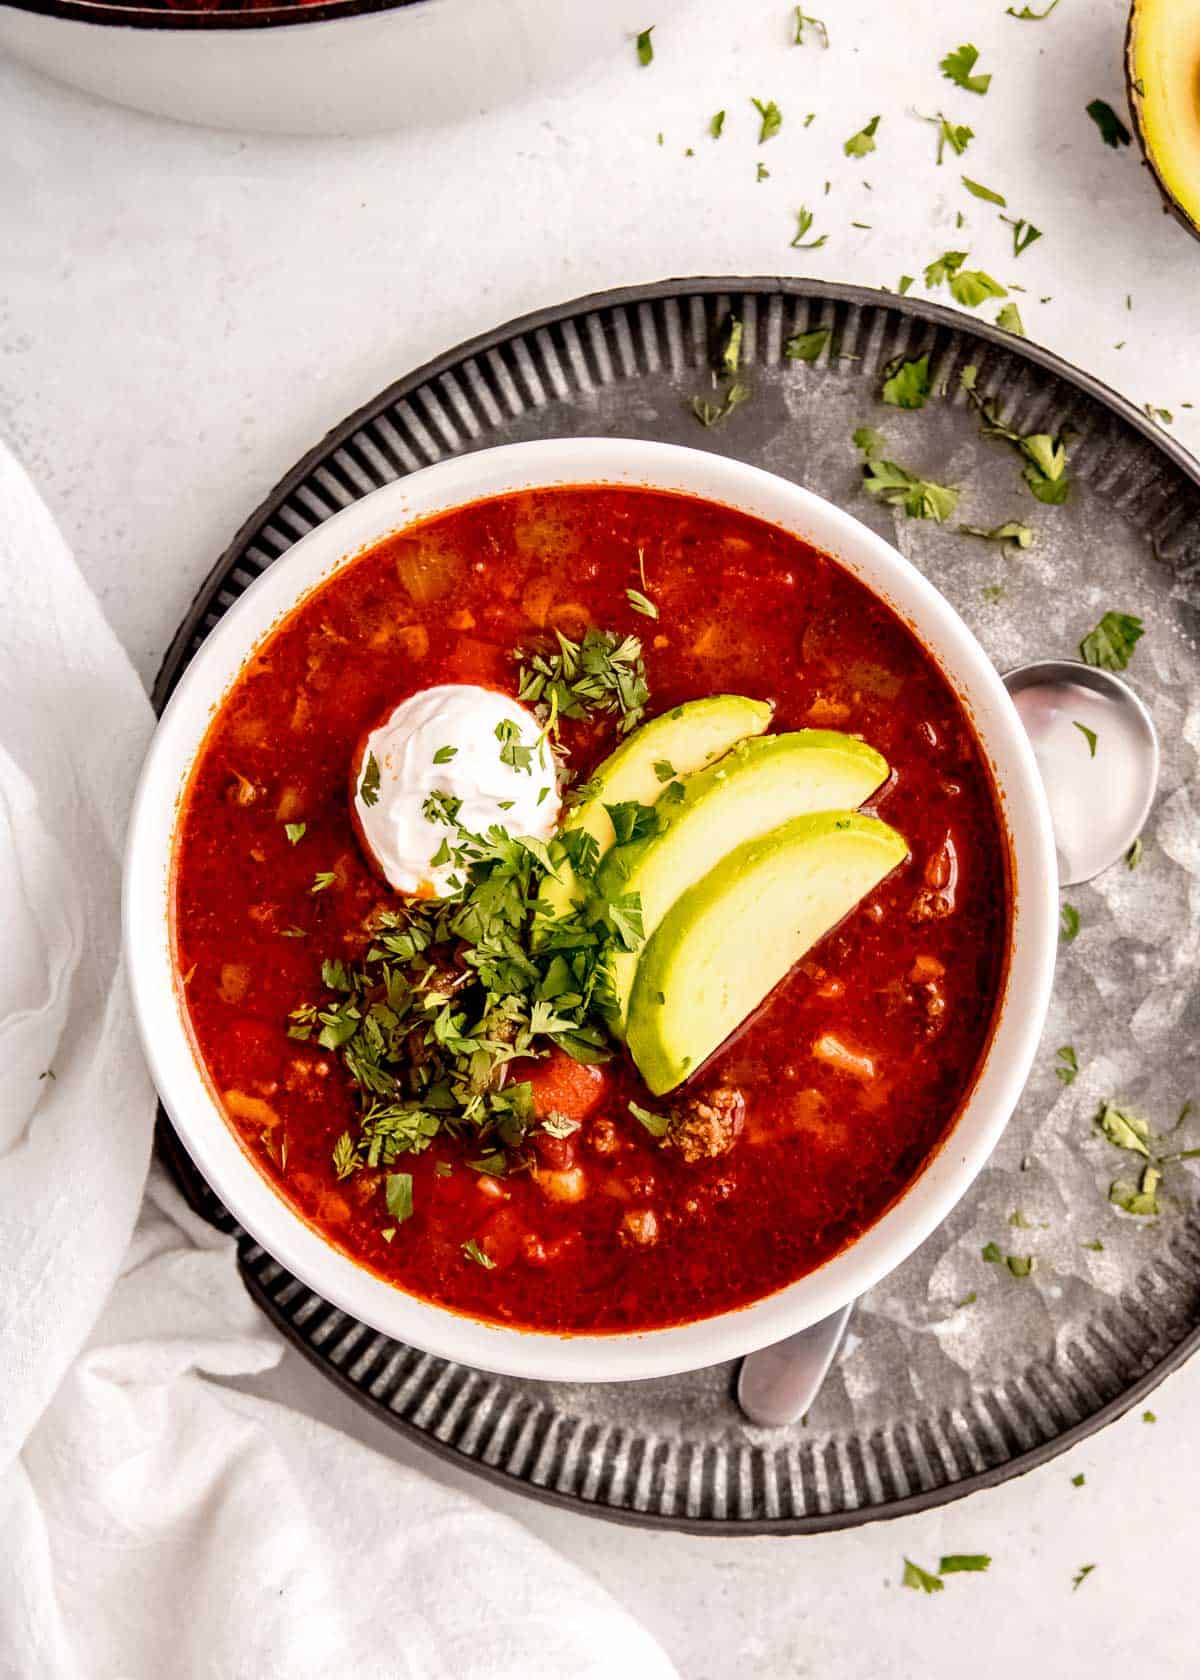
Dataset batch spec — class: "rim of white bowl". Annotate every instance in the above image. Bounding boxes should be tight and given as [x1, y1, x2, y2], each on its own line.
[123, 437, 1059, 1383]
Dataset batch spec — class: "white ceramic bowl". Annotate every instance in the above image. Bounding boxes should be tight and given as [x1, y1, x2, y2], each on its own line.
[124, 437, 1059, 1382]
[0, 0, 695, 136]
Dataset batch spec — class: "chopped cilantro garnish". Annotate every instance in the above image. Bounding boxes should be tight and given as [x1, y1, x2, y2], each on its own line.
[1095, 1100, 1152, 1157]
[1073, 721, 1098, 758]
[332, 1132, 359, 1179]
[1001, 216, 1043, 258]
[462, 1238, 496, 1269]
[310, 870, 336, 895]
[1007, 0, 1060, 15]
[916, 112, 973, 165]
[1143, 1410, 1157, 1423]
[432, 744, 458, 765]
[940, 43, 991, 95]
[635, 26, 654, 66]
[1110, 1165, 1160, 1216]
[784, 326, 830, 362]
[995, 302, 1026, 336]
[1073, 1564, 1096, 1591]
[1086, 99, 1131, 148]
[756, 162, 770, 182]
[790, 206, 828, 250]
[606, 800, 660, 845]
[626, 587, 659, 620]
[880, 353, 932, 410]
[902, 1559, 944, 1594]
[358, 752, 381, 808]
[542, 1111, 581, 1139]
[924, 250, 1007, 309]
[844, 115, 880, 159]
[981, 1241, 1003, 1263]
[853, 426, 958, 521]
[939, 1555, 991, 1574]
[385, 1171, 414, 1222]
[793, 9, 828, 46]
[495, 717, 534, 774]
[1006, 1254, 1035, 1277]
[959, 520, 1033, 547]
[1055, 1045, 1080, 1085]
[1125, 838, 1143, 869]
[690, 384, 750, 428]
[629, 1100, 671, 1138]
[962, 176, 1006, 206]
[709, 109, 725, 139]
[1078, 611, 1143, 670]
[960, 366, 1068, 501]
[1071, 1473, 1085, 1486]
[1059, 903, 1080, 943]
[897, 275, 914, 295]
[653, 760, 676, 783]
[752, 98, 782, 143]
[284, 822, 307, 845]
[517, 626, 649, 736]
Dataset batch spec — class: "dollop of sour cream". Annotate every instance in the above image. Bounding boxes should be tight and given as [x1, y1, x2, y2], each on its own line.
[353, 683, 560, 897]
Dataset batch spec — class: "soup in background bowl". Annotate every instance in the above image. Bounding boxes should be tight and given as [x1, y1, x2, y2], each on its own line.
[124, 438, 1058, 1382]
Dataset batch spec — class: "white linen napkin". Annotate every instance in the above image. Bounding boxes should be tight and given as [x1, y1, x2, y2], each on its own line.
[0, 440, 676, 1680]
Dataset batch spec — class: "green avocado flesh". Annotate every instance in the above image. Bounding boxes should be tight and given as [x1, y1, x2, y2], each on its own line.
[598, 730, 890, 1032]
[538, 693, 772, 924]
[626, 811, 909, 1096]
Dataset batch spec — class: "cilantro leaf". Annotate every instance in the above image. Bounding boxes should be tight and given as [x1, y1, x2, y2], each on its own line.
[790, 206, 828, 250]
[995, 302, 1026, 336]
[462, 1237, 496, 1269]
[284, 822, 307, 845]
[962, 176, 1006, 206]
[1001, 216, 1043, 257]
[853, 426, 958, 521]
[1007, 0, 1060, 15]
[332, 1132, 359, 1180]
[1079, 611, 1143, 670]
[635, 26, 654, 67]
[902, 1559, 944, 1594]
[385, 1172, 414, 1223]
[1110, 1165, 1160, 1216]
[1125, 837, 1143, 869]
[1086, 99, 1131, 148]
[1073, 1564, 1096, 1590]
[358, 752, 381, 808]
[793, 9, 829, 46]
[629, 1100, 671, 1138]
[844, 115, 880, 158]
[949, 268, 1008, 308]
[1054, 1045, 1079, 1085]
[626, 587, 659, 620]
[784, 326, 831, 362]
[709, 109, 725, 139]
[1059, 903, 1080, 943]
[752, 97, 782, 143]
[689, 383, 750, 429]
[310, 870, 336, 895]
[959, 520, 1033, 547]
[939, 1555, 991, 1574]
[981, 1241, 1003, 1263]
[1074, 721, 1098, 758]
[941, 43, 991, 95]
[432, 744, 458, 764]
[881, 353, 932, 410]
[960, 366, 1068, 500]
[1095, 1101, 1151, 1157]
[917, 112, 973, 165]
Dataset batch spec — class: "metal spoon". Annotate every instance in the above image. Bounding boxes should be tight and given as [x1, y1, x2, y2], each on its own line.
[736, 659, 1159, 1427]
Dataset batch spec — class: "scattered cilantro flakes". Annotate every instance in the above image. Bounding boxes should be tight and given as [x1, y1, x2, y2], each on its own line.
[1078, 611, 1143, 670]
[962, 176, 1006, 206]
[939, 1555, 991, 1574]
[917, 112, 973, 165]
[793, 8, 829, 46]
[981, 583, 1006, 603]
[284, 822, 307, 845]
[1087, 99, 1131, 148]
[941, 43, 991, 95]
[462, 1238, 496, 1269]
[1144, 402, 1174, 426]
[1073, 1564, 1096, 1591]
[844, 115, 880, 158]
[653, 759, 676, 783]
[629, 1100, 671, 1138]
[902, 1559, 944, 1594]
[1096, 1100, 1152, 1157]
[1125, 837, 1143, 869]
[358, 752, 381, 808]
[982, 1241, 1003, 1263]
[784, 326, 830, 361]
[1074, 721, 1098, 758]
[924, 250, 1007, 309]
[1001, 216, 1043, 258]
[756, 162, 770, 182]
[332, 1132, 358, 1180]
[1109, 1163, 1160, 1216]
[995, 302, 1026, 336]
[432, 745, 458, 765]
[790, 206, 828, 249]
[959, 365, 1068, 501]
[1059, 903, 1080, 943]
[709, 110, 725, 139]
[690, 383, 751, 428]
[956, 1291, 977, 1308]
[385, 1171, 414, 1223]
[635, 25, 654, 66]
[1055, 1045, 1080, 1085]
[752, 97, 783, 143]
[853, 426, 958, 521]
[495, 717, 534, 774]
[1006, 1254, 1036, 1278]
[1009, 1208, 1033, 1228]
[625, 587, 659, 620]
[881, 353, 932, 410]
[517, 625, 649, 736]
[1143, 1410, 1157, 1423]
[310, 870, 336, 895]
[960, 519, 1033, 548]
[1071, 1473, 1086, 1487]
[718, 315, 743, 377]
[898, 275, 915, 295]
[1008, 0, 1060, 15]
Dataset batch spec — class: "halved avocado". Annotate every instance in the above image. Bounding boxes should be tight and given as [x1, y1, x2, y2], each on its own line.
[538, 694, 772, 924]
[626, 810, 908, 1096]
[1127, 0, 1200, 242]
[597, 730, 890, 1033]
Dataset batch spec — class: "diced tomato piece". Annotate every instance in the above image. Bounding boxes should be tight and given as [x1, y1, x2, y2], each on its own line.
[510, 1050, 607, 1124]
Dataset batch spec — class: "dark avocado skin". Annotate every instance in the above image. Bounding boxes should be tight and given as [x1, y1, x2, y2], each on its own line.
[1125, 0, 1200, 244]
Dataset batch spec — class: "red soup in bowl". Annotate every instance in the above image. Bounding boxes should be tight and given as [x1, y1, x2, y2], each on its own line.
[171, 483, 1011, 1334]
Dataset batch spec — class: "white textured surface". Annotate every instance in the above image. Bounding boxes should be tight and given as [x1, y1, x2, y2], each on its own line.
[4, 0, 1200, 1672]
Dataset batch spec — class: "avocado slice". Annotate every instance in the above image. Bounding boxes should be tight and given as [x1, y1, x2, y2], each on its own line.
[539, 694, 773, 924]
[626, 810, 908, 1096]
[598, 731, 890, 1033]
[1128, 0, 1200, 242]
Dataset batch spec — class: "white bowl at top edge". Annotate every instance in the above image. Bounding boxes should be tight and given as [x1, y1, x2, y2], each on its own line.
[123, 437, 1059, 1384]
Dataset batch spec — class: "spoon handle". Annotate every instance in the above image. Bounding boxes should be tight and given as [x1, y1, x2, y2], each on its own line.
[736, 1303, 853, 1427]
